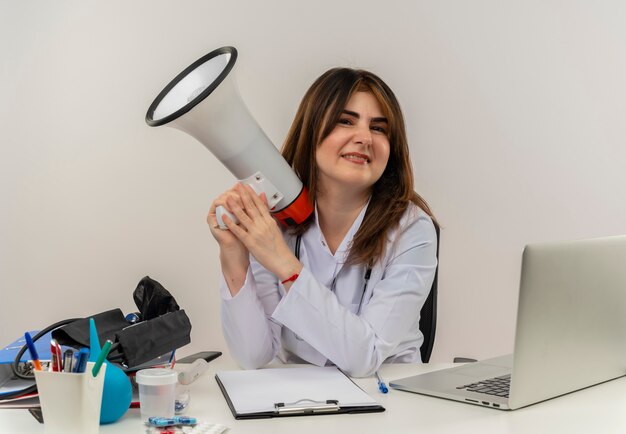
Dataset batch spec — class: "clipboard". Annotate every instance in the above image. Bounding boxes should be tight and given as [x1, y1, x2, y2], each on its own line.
[215, 366, 385, 419]
[0, 331, 53, 365]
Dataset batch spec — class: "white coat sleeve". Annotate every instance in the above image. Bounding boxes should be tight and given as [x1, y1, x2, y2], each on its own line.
[271, 215, 437, 378]
[219, 258, 282, 369]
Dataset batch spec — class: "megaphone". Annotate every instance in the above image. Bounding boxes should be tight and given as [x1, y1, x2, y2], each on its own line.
[145, 46, 313, 228]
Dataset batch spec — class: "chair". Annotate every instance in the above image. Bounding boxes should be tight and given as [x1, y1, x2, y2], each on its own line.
[419, 221, 440, 363]
[414, 223, 477, 364]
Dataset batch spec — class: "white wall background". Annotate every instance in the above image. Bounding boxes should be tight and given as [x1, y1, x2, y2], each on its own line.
[2, 1, 625, 363]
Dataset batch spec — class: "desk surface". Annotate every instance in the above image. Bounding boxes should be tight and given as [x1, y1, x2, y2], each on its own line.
[2, 356, 626, 434]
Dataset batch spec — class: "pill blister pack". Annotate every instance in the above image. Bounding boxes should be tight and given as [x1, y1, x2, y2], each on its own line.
[146, 423, 228, 434]
[184, 423, 229, 434]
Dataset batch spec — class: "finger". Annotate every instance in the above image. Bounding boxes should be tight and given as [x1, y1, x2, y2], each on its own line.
[209, 190, 239, 212]
[246, 186, 274, 222]
[207, 216, 225, 231]
[226, 196, 254, 228]
[238, 184, 262, 218]
[208, 206, 231, 231]
[208, 199, 223, 227]
[222, 212, 248, 240]
[209, 196, 221, 214]
[207, 210, 217, 226]
[259, 192, 269, 207]
[209, 196, 234, 228]
[214, 191, 244, 214]
[242, 184, 270, 213]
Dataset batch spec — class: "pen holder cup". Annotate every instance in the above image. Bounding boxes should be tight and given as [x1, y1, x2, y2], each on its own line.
[34, 362, 106, 434]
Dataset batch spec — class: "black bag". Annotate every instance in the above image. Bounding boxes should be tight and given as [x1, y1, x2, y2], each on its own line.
[51, 276, 192, 368]
[9, 276, 191, 400]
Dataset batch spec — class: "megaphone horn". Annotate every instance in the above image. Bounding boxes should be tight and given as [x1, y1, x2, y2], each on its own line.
[145, 46, 313, 228]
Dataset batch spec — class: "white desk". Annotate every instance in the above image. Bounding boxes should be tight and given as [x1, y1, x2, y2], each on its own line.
[2, 356, 626, 434]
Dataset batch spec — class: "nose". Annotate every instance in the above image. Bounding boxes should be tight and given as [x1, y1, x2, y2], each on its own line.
[355, 124, 372, 147]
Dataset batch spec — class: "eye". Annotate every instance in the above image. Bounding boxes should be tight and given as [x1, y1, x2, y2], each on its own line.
[371, 125, 388, 134]
[338, 117, 353, 126]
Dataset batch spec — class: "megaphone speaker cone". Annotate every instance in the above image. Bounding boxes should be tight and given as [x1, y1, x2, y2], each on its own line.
[145, 46, 313, 228]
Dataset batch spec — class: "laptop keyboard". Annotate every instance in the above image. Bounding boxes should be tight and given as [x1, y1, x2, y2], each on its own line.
[456, 374, 511, 398]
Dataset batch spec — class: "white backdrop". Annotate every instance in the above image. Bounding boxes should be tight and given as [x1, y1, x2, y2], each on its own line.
[2, 1, 625, 363]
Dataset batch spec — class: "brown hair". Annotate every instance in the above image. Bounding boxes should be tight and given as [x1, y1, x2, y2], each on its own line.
[281, 68, 435, 266]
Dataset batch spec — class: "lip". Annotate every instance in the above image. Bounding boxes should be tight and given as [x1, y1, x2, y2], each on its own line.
[340, 152, 371, 164]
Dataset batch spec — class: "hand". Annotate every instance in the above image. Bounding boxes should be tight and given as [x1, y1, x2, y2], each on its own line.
[208, 186, 246, 250]
[224, 184, 302, 283]
[208, 186, 250, 294]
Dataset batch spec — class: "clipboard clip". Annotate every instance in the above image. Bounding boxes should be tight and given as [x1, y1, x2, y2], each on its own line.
[274, 398, 340, 415]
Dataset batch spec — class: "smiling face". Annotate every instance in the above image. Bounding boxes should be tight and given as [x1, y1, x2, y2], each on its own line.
[315, 91, 391, 198]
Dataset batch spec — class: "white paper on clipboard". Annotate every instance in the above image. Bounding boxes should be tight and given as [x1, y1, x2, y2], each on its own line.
[215, 366, 381, 416]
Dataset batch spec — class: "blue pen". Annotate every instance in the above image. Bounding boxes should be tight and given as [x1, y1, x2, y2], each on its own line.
[375, 371, 388, 394]
[73, 347, 89, 373]
[24, 332, 42, 371]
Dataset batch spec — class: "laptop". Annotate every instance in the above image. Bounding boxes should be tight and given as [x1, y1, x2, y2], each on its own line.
[390, 235, 626, 410]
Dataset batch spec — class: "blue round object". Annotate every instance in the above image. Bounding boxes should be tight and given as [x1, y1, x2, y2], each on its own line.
[100, 361, 132, 424]
[88, 318, 132, 424]
[125, 312, 141, 324]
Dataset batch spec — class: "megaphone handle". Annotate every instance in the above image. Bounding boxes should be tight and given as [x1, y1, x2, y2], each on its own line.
[215, 171, 283, 230]
[216, 206, 238, 230]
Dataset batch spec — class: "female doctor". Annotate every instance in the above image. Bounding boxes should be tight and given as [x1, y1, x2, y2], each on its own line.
[208, 67, 438, 377]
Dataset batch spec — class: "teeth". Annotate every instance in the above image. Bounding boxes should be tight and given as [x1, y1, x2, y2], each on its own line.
[342, 154, 369, 163]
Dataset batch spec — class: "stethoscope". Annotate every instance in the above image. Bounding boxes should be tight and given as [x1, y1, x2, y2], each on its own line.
[295, 235, 372, 315]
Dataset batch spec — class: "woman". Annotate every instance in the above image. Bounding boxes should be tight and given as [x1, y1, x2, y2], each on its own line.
[208, 68, 437, 377]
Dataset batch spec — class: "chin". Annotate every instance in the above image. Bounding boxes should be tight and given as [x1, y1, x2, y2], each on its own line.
[339, 178, 376, 192]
